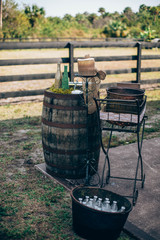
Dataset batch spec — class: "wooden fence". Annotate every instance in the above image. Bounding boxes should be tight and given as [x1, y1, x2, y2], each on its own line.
[0, 41, 160, 99]
[0, 37, 144, 42]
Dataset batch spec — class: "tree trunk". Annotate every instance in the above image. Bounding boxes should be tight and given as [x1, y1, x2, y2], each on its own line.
[0, 0, 2, 29]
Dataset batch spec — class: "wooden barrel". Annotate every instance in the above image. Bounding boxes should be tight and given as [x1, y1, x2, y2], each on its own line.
[42, 90, 100, 179]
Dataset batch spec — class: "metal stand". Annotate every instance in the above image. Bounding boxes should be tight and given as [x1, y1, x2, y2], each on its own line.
[94, 97, 147, 206]
[75, 75, 101, 186]
[84, 76, 90, 185]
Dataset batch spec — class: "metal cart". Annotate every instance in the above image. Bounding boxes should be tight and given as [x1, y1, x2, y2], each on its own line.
[94, 95, 147, 206]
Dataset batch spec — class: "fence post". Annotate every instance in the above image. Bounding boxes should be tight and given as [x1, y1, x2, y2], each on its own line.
[69, 42, 74, 82]
[136, 42, 141, 83]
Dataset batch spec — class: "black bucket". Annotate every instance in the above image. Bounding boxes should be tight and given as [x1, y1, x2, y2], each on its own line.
[71, 186, 132, 240]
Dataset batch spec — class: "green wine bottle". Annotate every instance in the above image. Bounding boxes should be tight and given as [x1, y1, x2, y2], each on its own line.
[62, 65, 69, 90]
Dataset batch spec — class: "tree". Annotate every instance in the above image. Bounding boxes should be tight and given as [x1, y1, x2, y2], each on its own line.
[103, 20, 127, 37]
[123, 6, 134, 22]
[2, 0, 30, 38]
[2, 0, 18, 19]
[47, 16, 61, 25]
[139, 4, 148, 13]
[24, 4, 45, 27]
[123, 7, 132, 14]
[98, 7, 106, 17]
[87, 13, 97, 24]
[75, 13, 88, 25]
[0, 0, 2, 29]
[149, 6, 159, 21]
[63, 14, 73, 22]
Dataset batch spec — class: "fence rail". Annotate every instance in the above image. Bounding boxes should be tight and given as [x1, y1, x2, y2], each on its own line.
[0, 41, 160, 99]
[1, 40, 160, 50]
[0, 37, 147, 42]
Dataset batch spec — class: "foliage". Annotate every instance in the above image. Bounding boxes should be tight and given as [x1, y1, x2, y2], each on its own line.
[75, 13, 90, 27]
[1, 0, 160, 39]
[98, 7, 106, 18]
[2, 0, 30, 38]
[140, 26, 156, 41]
[49, 84, 74, 94]
[24, 4, 45, 27]
[87, 13, 98, 24]
[63, 13, 74, 22]
[103, 20, 127, 37]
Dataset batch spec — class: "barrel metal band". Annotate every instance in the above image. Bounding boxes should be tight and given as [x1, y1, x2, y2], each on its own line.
[42, 117, 98, 128]
[42, 142, 100, 155]
[42, 117, 86, 129]
[43, 101, 86, 111]
[44, 90, 83, 100]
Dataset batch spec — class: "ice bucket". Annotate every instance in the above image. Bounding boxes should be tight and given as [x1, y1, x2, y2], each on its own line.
[71, 186, 132, 240]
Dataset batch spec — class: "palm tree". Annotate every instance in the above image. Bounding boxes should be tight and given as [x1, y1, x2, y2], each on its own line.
[98, 7, 106, 17]
[109, 20, 122, 37]
[24, 4, 45, 27]
[105, 20, 127, 37]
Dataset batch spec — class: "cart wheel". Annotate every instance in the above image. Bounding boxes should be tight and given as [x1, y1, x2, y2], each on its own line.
[133, 189, 138, 206]
[141, 174, 145, 188]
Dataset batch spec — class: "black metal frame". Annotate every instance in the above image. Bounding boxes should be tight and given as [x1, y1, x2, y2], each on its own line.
[94, 96, 147, 206]
[74, 74, 147, 206]
[76, 75, 101, 186]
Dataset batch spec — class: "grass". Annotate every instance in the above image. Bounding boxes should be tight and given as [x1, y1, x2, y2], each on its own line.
[0, 171, 72, 239]
[0, 111, 138, 239]
[0, 103, 43, 120]
[0, 116, 75, 240]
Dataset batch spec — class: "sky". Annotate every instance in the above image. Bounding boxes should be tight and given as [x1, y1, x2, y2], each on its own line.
[14, 0, 160, 18]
